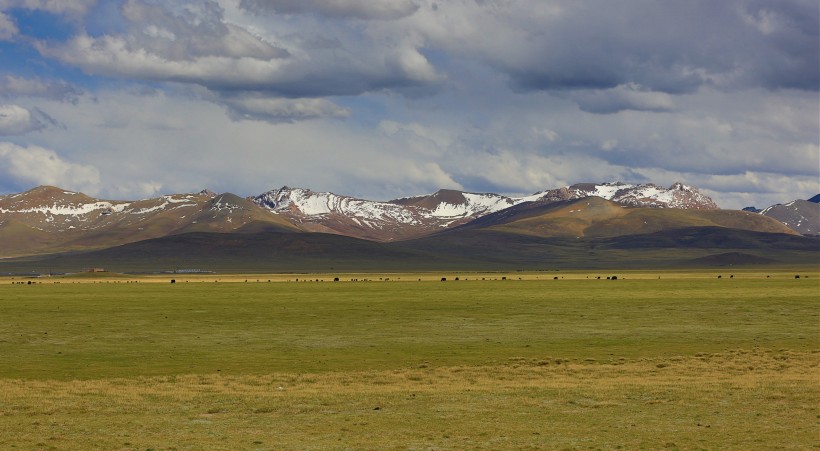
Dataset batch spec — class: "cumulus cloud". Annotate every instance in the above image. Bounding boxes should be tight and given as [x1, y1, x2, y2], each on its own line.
[32, 0, 441, 122]
[0, 142, 99, 193]
[35, 0, 291, 89]
[0, 104, 58, 135]
[239, 0, 420, 20]
[33, 0, 440, 95]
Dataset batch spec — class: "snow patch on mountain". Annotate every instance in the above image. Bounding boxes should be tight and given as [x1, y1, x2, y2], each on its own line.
[534, 182, 717, 209]
[429, 193, 517, 220]
[759, 199, 819, 236]
[253, 187, 525, 233]
[254, 187, 421, 226]
[0, 201, 129, 216]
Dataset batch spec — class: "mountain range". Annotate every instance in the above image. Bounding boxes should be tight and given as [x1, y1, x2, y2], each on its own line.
[0, 182, 816, 272]
[249, 182, 717, 241]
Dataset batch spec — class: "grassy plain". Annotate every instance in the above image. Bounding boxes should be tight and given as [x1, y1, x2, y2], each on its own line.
[1, 270, 818, 449]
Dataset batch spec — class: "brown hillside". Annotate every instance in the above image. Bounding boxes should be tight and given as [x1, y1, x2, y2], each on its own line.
[479, 197, 797, 238]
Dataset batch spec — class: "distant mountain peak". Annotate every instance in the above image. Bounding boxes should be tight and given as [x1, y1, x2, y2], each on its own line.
[532, 182, 718, 210]
[758, 198, 819, 236]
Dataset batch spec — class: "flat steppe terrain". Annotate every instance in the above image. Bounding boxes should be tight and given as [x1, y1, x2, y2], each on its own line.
[1, 269, 817, 449]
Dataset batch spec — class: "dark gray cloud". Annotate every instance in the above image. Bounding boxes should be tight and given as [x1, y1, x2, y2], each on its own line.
[411, 0, 818, 95]
[217, 91, 351, 123]
[238, 0, 420, 20]
[569, 85, 675, 114]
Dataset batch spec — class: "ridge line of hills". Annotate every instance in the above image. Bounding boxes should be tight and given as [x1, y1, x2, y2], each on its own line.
[0, 182, 817, 271]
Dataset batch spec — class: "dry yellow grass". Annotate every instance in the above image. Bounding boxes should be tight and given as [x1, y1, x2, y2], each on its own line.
[1, 349, 817, 449]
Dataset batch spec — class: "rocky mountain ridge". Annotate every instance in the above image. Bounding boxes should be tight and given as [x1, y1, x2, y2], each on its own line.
[249, 182, 717, 240]
[0, 182, 741, 257]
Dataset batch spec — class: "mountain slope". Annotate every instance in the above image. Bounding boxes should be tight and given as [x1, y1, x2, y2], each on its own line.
[0, 231, 471, 273]
[759, 199, 819, 236]
[0, 186, 300, 257]
[4, 225, 816, 274]
[449, 197, 796, 239]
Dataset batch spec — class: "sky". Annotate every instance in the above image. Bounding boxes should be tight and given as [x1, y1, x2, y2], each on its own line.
[0, 0, 817, 209]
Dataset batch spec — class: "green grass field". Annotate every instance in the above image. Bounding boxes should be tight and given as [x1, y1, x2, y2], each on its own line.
[1, 270, 818, 449]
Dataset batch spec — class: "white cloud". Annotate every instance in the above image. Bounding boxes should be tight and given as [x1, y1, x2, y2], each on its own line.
[36, 33, 289, 87]
[0, 104, 57, 135]
[14, 89, 462, 199]
[0, 11, 16, 40]
[0, 142, 100, 193]
[385, 44, 439, 83]
[35, 0, 440, 96]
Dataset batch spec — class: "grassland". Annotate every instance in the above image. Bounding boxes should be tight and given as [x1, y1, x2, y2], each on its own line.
[1, 270, 818, 449]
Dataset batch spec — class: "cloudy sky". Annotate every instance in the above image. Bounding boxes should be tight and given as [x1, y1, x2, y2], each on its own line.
[0, 0, 817, 208]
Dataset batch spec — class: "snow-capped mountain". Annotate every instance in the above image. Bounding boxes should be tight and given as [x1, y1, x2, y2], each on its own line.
[250, 187, 519, 241]
[249, 182, 717, 241]
[0, 186, 208, 232]
[0, 186, 297, 256]
[759, 199, 819, 236]
[533, 182, 718, 209]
